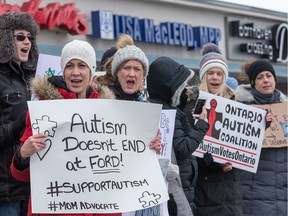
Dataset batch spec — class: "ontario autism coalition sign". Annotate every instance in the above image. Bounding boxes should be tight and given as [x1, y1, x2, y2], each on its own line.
[193, 91, 267, 173]
[28, 99, 168, 214]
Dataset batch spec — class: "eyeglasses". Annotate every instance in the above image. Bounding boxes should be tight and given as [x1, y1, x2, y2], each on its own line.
[14, 34, 35, 42]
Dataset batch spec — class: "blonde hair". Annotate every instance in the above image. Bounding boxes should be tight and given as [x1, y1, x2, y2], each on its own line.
[116, 33, 134, 48]
[198, 73, 235, 99]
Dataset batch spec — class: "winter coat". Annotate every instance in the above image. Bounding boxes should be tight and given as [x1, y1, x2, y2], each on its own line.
[10, 76, 120, 216]
[0, 61, 34, 203]
[235, 84, 287, 216]
[147, 56, 209, 214]
[195, 159, 242, 216]
[194, 95, 243, 216]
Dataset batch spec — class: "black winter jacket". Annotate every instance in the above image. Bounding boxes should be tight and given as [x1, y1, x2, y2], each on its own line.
[147, 56, 209, 213]
[194, 95, 243, 216]
[235, 84, 287, 216]
[0, 62, 34, 202]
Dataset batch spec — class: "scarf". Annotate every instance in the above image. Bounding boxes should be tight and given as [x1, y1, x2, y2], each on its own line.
[109, 80, 142, 101]
[250, 88, 281, 104]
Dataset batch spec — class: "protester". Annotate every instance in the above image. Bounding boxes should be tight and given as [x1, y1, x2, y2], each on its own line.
[0, 11, 39, 216]
[108, 34, 161, 215]
[93, 46, 117, 85]
[107, 34, 147, 102]
[235, 59, 287, 216]
[10, 39, 120, 216]
[108, 34, 160, 148]
[194, 43, 243, 216]
[147, 56, 209, 215]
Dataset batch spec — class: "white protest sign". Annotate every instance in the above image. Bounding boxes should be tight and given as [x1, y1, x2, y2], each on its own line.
[158, 110, 177, 160]
[158, 109, 176, 216]
[28, 99, 169, 214]
[36, 53, 62, 77]
[192, 91, 267, 173]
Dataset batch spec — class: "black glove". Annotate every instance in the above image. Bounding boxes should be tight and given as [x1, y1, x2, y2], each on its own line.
[12, 111, 27, 140]
[203, 152, 214, 167]
[168, 193, 177, 216]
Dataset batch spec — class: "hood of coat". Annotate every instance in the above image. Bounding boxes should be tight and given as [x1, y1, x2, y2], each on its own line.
[147, 56, 194, 107]
[31, 76, 115, 100]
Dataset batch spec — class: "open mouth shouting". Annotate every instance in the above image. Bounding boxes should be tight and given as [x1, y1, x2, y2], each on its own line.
[126, 79, 135, 89]
[71, 79, 83, 87]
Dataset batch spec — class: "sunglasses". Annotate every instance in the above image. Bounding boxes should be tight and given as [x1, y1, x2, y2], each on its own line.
[14, 34, 35, 42]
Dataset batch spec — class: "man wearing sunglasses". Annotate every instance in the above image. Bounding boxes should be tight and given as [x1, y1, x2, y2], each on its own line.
[0, 12, 39, 216]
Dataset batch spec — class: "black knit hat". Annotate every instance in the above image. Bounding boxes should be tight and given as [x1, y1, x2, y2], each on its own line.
[100, 46, 117, 67]
[248, 59, 277, 85]
[0, 12, 39, 71]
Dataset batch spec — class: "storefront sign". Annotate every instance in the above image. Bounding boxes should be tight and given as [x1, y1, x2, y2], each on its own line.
[0, 0, 88, 35]
[228, 18, 287, 63]
[91, 10, 221, 50]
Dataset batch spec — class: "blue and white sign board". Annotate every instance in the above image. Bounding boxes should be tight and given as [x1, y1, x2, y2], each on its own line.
[28, 99, 168, 214]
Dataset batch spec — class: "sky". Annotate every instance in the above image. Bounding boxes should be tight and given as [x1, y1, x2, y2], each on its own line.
[217, 0, 288, 13]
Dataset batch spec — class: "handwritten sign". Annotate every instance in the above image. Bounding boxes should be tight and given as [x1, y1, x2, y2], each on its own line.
[158, 110, 176, 160]
[192, 91, 267, 173]
[28, 99, 169, 214]
[253, 103, 288, 148]
[158, 110, 176, 216]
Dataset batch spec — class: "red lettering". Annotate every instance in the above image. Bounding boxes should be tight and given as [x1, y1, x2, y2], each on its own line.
[21, 0, 42, 16]
[0, 0, 87, 35]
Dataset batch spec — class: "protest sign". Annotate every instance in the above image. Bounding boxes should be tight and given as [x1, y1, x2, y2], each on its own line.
[28, 99, 168, 214]
[253, 102, 288, 148]
[158, 110, 176, 160]
[192, 91, 267, 173]
[36, 53, 62, 77]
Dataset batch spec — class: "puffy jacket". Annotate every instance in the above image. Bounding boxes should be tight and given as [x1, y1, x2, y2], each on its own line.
[235, 84, 287, 216]
[0, 61, 34, 202]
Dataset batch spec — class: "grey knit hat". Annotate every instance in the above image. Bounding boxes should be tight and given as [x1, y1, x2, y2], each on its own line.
[199, 43, 228, 81]
[61, 39, 97, 79]
[111, 45, 149, 77]
[0, 12, 39, 71]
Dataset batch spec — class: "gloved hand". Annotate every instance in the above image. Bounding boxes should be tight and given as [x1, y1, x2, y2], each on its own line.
[203, 152, 214, 167]
[168, 193, 178, 216]
[12, 111, 27, 140]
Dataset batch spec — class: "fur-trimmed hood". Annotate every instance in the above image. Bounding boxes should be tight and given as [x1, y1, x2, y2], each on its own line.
[235, 84, 287, 103]
[31, 76, 115, 100]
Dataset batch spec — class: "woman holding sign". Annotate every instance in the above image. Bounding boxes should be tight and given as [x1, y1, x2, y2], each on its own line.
[10, 40, 121, 216]
[194, 43, 244, 216]
[235, 59, 287, 216]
